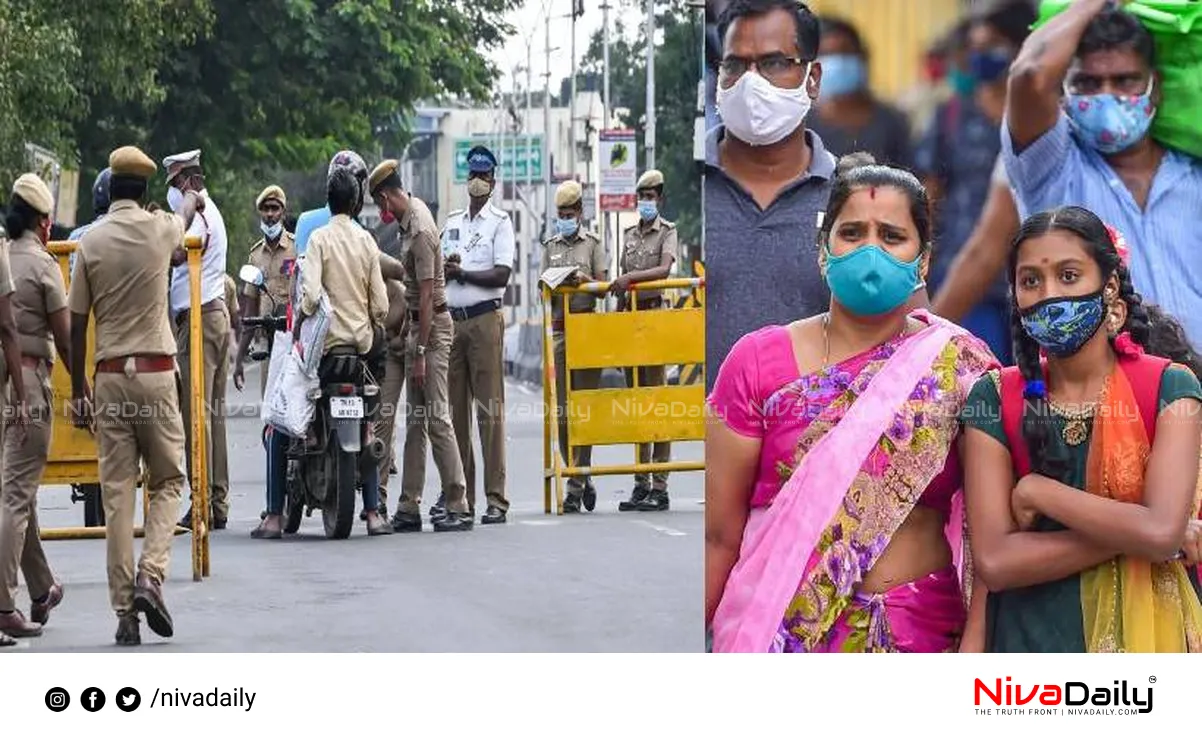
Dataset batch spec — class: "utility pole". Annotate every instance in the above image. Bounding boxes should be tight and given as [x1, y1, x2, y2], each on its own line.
[569, 2, 579, 180]
[645, 0, 656, 171]
[543, 9, 554, 258]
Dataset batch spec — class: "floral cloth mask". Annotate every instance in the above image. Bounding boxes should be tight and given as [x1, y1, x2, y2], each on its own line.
[1020, 289, 1106, 357]
[1064, 78, 1156, 155]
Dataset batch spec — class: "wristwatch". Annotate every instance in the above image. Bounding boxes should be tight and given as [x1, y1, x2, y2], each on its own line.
[415, 344, 427, 357]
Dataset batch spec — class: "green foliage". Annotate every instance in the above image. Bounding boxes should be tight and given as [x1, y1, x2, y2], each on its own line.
[577, 0, 703, 248]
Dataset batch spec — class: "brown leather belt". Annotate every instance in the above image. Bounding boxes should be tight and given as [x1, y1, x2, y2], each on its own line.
[175, 298, 225, 325]
[95, 355, 176, 375]
[408, 303, 448, 323]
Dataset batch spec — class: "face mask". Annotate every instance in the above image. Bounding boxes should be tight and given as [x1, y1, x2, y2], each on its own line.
[555, 217, 579, 237]
[468, 177, 492, 198]
[824, 244, 923, 316]
[967, 49, 1012, 84]
[1064, 78, 1156, 155]
[948, 67, 976, 97]
[716, 65, 813, 147]
[818, 54, 866, 97]
[167, 186, 184, 213]
[637, 200, 659, 222]
[1020, 289, 1106, 357]
[260, 221, 282, 240]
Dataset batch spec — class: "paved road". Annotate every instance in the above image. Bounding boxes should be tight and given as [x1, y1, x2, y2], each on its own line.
[10, 364, 703, 652]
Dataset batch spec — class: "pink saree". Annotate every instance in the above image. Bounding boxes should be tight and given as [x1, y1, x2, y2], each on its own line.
[710, 311, 997, 653]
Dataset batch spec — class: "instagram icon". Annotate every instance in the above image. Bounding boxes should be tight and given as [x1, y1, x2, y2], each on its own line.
[44, 687, 70, 712]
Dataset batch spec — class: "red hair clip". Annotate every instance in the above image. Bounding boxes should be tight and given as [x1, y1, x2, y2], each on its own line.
[1104, 222, 1130, 265]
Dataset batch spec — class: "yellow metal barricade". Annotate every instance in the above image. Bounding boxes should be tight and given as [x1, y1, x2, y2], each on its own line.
[38, 238, 206, 582]
[542, 277, 706, 514]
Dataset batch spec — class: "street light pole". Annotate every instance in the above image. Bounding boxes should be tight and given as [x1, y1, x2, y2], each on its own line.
[569, 4, 578, 180]
[602, 0, 611, 273]
[543, 10, 554, 258]
[645, 0, 656, 171]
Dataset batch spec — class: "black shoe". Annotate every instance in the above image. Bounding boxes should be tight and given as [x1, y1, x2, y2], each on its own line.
[582, 483, 597, 512]
[115, 613, 141, 646]
[563, 494, 583, 514]
[429, 492, 447, 520]
[619, 485, 651, 512]
[134, 573, 173, 638]
[212, 516, 227, 530]
[433, 512, 474, 532]
[481, 505, 507, 525]
[636, 490, 670, 512]
[379, 503, 388, 522]
[390, 512, 423, 533]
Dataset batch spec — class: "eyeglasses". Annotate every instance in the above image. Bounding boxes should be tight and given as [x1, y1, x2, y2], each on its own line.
[718, 53, 809, 85]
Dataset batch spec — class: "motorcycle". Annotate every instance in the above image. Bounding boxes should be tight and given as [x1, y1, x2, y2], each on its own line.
[239, 265, 384, 540]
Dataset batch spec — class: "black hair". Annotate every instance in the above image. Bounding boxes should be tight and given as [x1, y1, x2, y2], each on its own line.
[328, 169, 361, 216]
[1006, 206, 1153, 478]
[110, 175, 147, 203]
[816, 152, 933, 250]
[818, 16, 866, 58]
[973, 0, 1037, 49]
[1146, 304, 1202, 379]
[4, 195, 41, 240]
[716, 0, 821, 62]
[371, 171, 403, 197]
[1078, 8, 1156, 67]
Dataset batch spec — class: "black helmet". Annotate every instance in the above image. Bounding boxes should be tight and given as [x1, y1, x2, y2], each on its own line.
[93, 168, 113, 215]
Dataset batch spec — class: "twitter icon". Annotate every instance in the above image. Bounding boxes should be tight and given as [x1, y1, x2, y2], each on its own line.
[116, 687, 141, 712]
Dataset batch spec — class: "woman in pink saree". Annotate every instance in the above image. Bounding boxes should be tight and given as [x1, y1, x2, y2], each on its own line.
[705, 153, 998, 652]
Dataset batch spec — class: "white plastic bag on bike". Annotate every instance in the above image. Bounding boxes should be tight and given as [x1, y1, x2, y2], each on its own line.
[291, 261, 332, 379]
[262, 330, 317, 438]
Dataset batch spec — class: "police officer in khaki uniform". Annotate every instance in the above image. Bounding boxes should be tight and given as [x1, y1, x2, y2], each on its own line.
[543, 180, 607, 513]
[233, 185, 295, 397]
[612, 170, 678, 512]
[374, 274, 408, 520]
[69, 145, 203, 646]
[209, 272, 239, 516]
[368, 159, 472, 533]
[0, 174, 70, 640]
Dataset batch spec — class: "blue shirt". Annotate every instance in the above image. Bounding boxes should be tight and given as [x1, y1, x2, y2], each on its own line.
[293, 206, 332, 257]
[1003, 114, 1202, 346]
[66, 216, 107, 275]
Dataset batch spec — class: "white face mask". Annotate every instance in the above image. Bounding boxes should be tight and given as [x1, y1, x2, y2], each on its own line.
[167, 186, 184, 213]
[261, 221, 282, 240]
[715, 64, 814, 147]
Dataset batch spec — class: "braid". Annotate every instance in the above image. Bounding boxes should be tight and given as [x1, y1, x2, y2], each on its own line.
[1010, 298, 1068, 479]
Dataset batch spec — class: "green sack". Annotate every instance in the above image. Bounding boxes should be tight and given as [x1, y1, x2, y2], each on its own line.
[1036, 0, 1202, 158]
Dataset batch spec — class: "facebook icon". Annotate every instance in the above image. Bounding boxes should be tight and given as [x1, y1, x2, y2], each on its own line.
[81, 687, 106, 712]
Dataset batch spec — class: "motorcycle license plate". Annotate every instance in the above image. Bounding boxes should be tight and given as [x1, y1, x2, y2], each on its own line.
[330, 396, 364, 419]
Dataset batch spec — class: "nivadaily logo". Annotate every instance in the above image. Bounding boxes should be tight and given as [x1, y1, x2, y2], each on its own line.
[974, 676, 1155, 716]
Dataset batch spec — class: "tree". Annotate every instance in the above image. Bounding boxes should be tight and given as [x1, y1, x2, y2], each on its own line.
[576, 0, 703, 250]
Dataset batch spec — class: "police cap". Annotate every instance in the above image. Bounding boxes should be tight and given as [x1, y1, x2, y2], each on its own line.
[636, 169, 664, 191]
[555, 180, 583, 208]
[466, 146, 498, 174]
[256, 185, 287, 210]
[109, 146, 158, 180]
[12, 173, 54, 215]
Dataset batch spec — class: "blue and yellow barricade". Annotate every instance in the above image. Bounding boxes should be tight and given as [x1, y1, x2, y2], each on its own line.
[39, 237, 208, 582]
[542, 277, 706, 514]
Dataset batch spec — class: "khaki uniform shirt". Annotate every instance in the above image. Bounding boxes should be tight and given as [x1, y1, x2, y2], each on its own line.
[8, 233, 67, 360]
[0, 235, 14, 297]
[400, 196, 448, 311]
[542, 230, 606, 319]
[68, 200, 184, 362]
[620, 216, 679, 302]
[385, 280, 408, 353]
[244, 231, 296, 312]
[224, 274, 239, 317]
[299, 214, 388, 355]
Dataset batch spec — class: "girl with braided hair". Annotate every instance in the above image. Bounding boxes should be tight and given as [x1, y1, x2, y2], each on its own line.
[962, 205, 1202, 653]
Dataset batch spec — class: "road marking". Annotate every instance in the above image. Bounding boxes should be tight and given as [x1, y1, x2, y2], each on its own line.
[632, 519, 687, 537]
[518, 519, 562, 527]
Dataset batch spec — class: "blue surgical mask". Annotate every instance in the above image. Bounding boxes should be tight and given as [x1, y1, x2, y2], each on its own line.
[1019, 290, 1106, 357]
[637, 200, 659, 222]
[260, 221, 282, 240]
[818, 54, 867, 97]
[556, 217, 578, 237]
[1065, 78, 1156, 155]
[824, 244, 923, 317]
[967, 48, 1012, 84]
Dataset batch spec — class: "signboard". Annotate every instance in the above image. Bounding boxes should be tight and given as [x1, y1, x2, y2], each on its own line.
[454, 135, 544, 183]
[25, 143, 63, 222]
[598, 129, 637, 212]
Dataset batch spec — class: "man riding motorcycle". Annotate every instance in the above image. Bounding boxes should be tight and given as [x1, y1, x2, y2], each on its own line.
[251, 151, 391, 538]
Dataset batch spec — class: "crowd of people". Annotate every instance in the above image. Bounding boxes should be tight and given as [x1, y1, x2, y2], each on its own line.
[704, 0, 1202, 653]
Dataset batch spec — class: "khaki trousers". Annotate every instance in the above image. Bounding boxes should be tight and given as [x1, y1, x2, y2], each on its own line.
[0, 365, 55, 611]
[176, 307, 231, 518]
[448, 309, 507, 512]
[624, 365, 671, 491]
[553, 329, 601, 496]
[399, 313, 467, 515]
[212, 332, 231, 510]
[94, 370, 185, 614]
[375, 345, 406, 511]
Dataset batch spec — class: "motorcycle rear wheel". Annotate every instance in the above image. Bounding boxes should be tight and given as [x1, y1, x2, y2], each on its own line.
[322, 430, 357, 539]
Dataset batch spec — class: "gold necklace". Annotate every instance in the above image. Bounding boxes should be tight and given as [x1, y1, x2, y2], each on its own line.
[1046, 376, 1109, 447]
